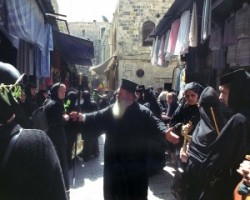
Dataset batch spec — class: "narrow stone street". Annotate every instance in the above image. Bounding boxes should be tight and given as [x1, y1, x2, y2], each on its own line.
[69, 134, 176, 200]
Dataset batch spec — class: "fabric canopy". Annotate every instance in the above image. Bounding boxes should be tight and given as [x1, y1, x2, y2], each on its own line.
[90, 54, 117, 75]
[53, 30, 94, 66]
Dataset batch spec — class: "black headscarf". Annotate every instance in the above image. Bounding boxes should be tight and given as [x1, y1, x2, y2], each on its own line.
[49, 82, 64, 103]
[188, 87, 225, 163]
[143, 88, 162, 119]
[65, 90, 78, 113]
[184, 82, 204, 96]
[166, 93, 178, 118]
[226, 70, 250, 113]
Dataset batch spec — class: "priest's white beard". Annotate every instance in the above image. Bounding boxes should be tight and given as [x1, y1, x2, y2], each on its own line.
[112, 99, 130, 119]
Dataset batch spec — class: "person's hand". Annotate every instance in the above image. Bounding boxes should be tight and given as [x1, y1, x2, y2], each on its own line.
[63, 114, 70, 121]
[180, 145, 189, 163]
[165, 128, 179, 144]
[237, 160, 250, 186]
[69, 111, 84, 121]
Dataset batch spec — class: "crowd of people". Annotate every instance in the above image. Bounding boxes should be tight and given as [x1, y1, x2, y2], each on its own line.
[1, 60, 250, 200]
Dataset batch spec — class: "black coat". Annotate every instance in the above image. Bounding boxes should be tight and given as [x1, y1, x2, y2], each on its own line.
[0, 123, 67, 200]
[45, 83, 69, 191]
[199, 71, 250, 200]
[83, 102, 167, 199]
[45, 99, 70, 191]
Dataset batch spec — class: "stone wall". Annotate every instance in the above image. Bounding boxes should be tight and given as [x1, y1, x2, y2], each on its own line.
[115, 0, 176, 89]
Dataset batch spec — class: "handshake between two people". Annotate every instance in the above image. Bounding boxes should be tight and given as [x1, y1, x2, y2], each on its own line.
[68, 111, 85, 122]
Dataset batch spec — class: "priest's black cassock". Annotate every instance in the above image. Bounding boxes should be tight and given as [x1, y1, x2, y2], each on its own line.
[82, 102, 167, 200]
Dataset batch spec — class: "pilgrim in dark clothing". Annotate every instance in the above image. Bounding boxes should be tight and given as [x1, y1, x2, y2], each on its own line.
[64, 89, 81, 165]
[80, 90, 100, 161]
[169, 82, 203, 199]
[169, 82, 203, 155]
[162, 92, 179, 124]
[15, 89, 33, 128]
[25, 82, 38, 117]
[0, 62, 67, 200]
[197, 69, 250, 200]
[143, 87, 162, 119]
[36, 89, 48, 107]
[45, 83, 70, 194]
[99, 94, 110, 109]
[136, 84, 145, 104]
[143, 87, 166, 174]
[70, 79, 179, 200]
[185, 87, 225, 200]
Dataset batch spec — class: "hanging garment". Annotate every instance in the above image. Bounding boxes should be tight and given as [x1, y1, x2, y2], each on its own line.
[235, 3, 250, 66]
[201, 0, 212, 43]
[189, 2, 198, 47]
[174, 10, 191, 55]
[157, 34, 166, 66]
[223, 14, 237, 46]
[166, 19, 180, 57]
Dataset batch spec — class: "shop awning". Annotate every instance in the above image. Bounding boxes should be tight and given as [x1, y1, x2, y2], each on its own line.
[53, 30, 94, 66]
[89, 54, 117, 75]
[149, 0, 194, 38]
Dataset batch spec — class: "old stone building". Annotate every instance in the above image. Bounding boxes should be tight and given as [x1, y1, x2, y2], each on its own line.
[99, 0, 176, 91]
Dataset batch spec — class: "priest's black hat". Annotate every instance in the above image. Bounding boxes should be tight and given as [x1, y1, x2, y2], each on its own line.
[219, 69, 246, 85]
[120, 79, 138, 94]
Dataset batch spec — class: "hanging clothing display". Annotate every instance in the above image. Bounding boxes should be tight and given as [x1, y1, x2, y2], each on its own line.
[174, 10, 191, 55]
[223, 14, 237, 66]
[201, 0, 211, 43]
[223, 14, 237, 47]
[35, 24, 53, 77]
[166, 19, 180, 58]
[163, 30, 170, 60]
[157, 34, 166, 66]
[6, 0, 45, 50]
[189, 2, 198, 47]
[209, 25, 225, 69]
[151, 36, 161, 65]
[235, 2, 250, 66]
[16, 40, 35, 75]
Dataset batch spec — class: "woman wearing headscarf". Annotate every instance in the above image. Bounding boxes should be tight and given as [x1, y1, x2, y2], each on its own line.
[45, 82, 70, 198]
[169, 82, 204, 199]
[168, 82, 204, 157]
[143, 87, 162, 119]
[182, 87, 225, 200]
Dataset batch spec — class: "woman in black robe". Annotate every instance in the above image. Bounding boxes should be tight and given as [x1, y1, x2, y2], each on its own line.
[45, 83, 70, 197]
[198, 70, 250, 200]
[80, 90, 100, 161]
[184, 87, 225, 200]
[64, 89, 80, 166]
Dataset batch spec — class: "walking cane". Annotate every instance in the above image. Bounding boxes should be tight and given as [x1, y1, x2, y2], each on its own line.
[73, 72, 83, 187]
